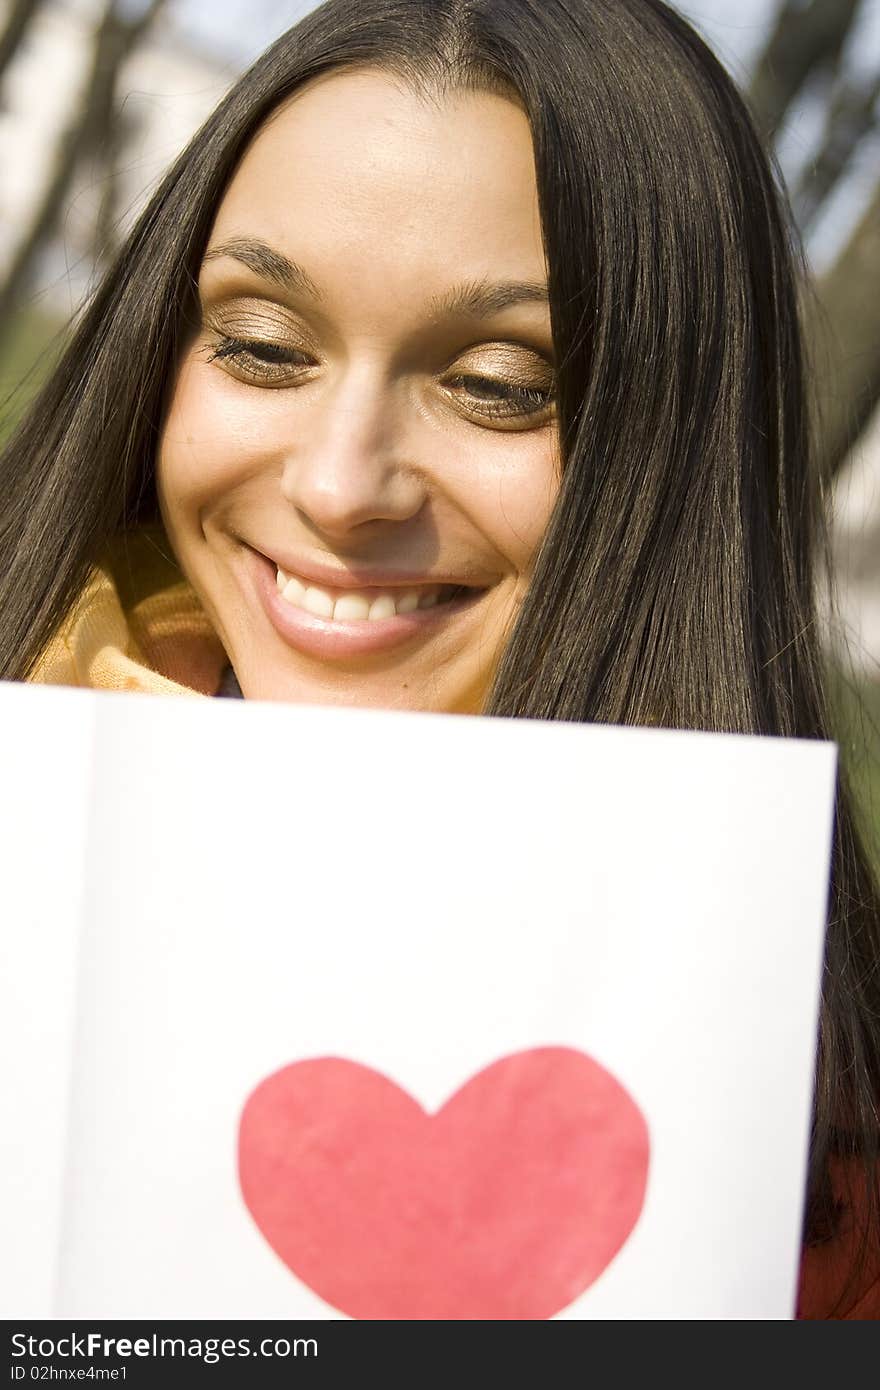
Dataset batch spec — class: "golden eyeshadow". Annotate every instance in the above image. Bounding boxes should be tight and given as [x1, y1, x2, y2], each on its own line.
[456, 342, 554, 378]
[202, 296, 313, 342]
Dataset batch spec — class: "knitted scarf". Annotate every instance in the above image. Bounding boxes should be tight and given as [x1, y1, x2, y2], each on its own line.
[27, 524, 242, 698]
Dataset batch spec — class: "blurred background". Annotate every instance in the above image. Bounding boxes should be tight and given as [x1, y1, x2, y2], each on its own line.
[0, 0, 878, 862]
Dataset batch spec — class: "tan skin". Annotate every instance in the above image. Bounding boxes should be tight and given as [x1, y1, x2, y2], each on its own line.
[157, 69, 561, 711]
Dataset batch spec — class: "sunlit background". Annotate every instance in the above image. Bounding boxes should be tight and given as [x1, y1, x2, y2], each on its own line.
[1, 0, 878, 861]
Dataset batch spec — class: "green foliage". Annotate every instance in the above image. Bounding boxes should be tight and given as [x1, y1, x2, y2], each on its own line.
[825, 660, 880, 877]
[0, 306, 69, 448]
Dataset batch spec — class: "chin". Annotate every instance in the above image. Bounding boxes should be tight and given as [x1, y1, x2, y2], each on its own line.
[235, 667, 481, 715]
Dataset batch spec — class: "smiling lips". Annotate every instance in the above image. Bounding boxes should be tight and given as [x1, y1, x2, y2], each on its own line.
[275, 566, 467, 623]
[251, 549, 487, 661]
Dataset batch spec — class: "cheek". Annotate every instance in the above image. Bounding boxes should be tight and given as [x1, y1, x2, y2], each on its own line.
[472, 445, 559, 577]
[157, 358, 274, 517]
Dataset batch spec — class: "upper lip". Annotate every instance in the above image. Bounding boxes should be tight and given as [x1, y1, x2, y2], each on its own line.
[257, 547, 490, 592]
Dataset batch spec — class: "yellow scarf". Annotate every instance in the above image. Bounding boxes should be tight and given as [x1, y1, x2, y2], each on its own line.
[27, 525, 228, 698]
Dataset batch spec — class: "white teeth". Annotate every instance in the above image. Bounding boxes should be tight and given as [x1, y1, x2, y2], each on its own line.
[274, 566, 466, 622]
[302, 586, 335, 619]
[367, 595, 397, 622]
[332, 594, 371, 621]
[282, 575, 306, 605]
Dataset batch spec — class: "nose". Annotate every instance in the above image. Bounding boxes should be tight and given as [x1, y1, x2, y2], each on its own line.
[279, 368, 428, 540]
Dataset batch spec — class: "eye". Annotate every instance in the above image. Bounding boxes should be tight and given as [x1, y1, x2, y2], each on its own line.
[444, 372, 556, 427]
[204, 334, 313, 385]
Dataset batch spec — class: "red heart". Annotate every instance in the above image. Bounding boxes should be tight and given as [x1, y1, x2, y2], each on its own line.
[237, 1047, 649, 1319]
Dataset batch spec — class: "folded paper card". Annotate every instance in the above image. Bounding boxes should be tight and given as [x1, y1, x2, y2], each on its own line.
[0, 681, 837, 1318]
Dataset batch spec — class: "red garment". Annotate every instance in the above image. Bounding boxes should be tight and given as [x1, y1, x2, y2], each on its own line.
[797, 1157, 880, 1318]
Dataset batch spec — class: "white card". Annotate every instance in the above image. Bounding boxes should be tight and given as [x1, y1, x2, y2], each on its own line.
[0, 683, 837, 1318]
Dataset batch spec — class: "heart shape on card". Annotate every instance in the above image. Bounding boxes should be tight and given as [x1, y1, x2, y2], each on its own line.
[237, 1046, 649, 1320]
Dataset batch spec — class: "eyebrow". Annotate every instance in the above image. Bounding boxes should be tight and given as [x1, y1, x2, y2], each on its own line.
[202, 237, 324, 300]
[426, 278, 549, 318]
[201, 236, 550, 318]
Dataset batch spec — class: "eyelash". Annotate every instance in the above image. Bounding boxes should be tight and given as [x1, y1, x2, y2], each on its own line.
[205, 336, 307, 377]
[444, 373, 554, 419]
[204, 334, 555, 422]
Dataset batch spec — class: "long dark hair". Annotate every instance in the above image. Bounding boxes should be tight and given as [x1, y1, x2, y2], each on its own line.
[2, 0, 878, 1285]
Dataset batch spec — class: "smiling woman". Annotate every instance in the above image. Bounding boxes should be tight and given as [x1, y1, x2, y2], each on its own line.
[1, 0, 880, 1319]
[156, 72, 558, 709]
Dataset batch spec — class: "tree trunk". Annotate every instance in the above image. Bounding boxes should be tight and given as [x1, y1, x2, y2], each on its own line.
[0, 0, 46, 94]
[808, 178, 880, 478]
[794, 72, 880, 233]
[0, 0, 166, 349]
[748, 0, 864, 140]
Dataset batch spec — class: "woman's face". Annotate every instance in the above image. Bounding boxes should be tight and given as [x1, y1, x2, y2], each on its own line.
[157, 69, 559, 710]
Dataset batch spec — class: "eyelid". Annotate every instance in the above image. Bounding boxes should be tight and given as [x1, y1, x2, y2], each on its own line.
[449, 340, 556, 377]
[203, 317, 555, 397]
[201, 296, 317, 346]
[203, 294, 554, 367]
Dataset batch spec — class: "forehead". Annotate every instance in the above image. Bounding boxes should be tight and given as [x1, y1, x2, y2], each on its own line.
[207, 69, 547, 299]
